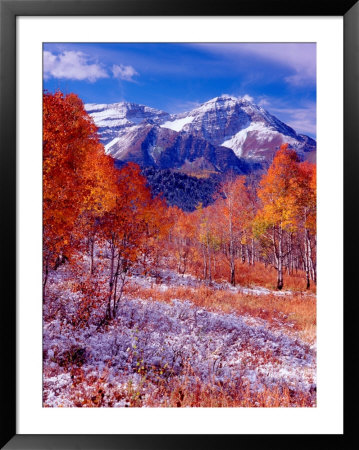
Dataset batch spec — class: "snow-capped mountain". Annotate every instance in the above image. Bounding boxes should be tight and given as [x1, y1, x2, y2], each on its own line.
[159, 95, 316, 162]
[85, 102, 170, 147]
[85, 95, 316, 173]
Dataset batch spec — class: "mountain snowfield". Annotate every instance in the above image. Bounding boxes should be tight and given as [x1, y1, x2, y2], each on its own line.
[85, 95, 316, 171]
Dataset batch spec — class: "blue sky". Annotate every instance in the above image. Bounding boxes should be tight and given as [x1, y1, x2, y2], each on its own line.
[43, 43, 316, 138]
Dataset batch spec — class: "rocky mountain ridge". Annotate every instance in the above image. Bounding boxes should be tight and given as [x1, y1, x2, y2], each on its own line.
[85, 95, 316, 174]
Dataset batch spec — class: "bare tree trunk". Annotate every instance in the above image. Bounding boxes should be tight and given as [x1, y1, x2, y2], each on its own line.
[112, 253, 122, 318]
[310, 257, 316, 283]
[182, 251, 187, 274]
[230, 261, 235, 286]
[202, 244, 207, 280]
[246, 244, 251, 266]
[305, 229, 315, 289]
[206, 236, 212, 282]
[113, 266, 126, 319]
[290, 233, 294, 275]
[271, 226, 280, 288]
[286, 233, 293, 275]
[43, 255, 50, 300]
[251, 238, 255, 265]
[229, 240, 236, 286]
[241, 243, 245, 263]
[229, 212, 235, 286]
[303, 230, 310, 289]
[107, 239, 116, 320]
[89, 235, 95, 275]
[277, 226, 284, 290]
[307, 233, 316, 283]
[208, 247, 212, 282]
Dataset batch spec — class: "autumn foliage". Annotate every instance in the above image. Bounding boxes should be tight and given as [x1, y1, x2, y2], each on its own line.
[43, 91, 317, 409]
[255, 145, 316, 289]
[42, 91, 317, 309]
[166, 147, 316, 291]
[43, 92, 316, 312]
[43, 91, 168, 308]
[43, 92, 118, 291]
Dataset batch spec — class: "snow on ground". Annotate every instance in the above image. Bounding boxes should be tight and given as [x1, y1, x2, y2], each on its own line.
[130, 268, 298, 297]
[220, 122, 300, 159]
[221, 123, 277, 158]
[160, 116, 195, 132]
[43, 268, 316, 407]
[104, 137, 121, 152]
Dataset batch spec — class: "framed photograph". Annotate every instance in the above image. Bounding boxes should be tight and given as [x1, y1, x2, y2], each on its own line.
[1, 0, 356, 448]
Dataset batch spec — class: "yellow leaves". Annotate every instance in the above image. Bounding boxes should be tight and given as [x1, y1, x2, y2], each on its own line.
[256, 144, 316, 234]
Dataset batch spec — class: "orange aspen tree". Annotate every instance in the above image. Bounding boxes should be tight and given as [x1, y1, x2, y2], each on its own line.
[255, 144, 300, 290]
[43, 91, 106, 295]
[139, 194, 170, 279]
[77, 142, 119, 275]
[169, 206, 196, 275]
[100, 162, 155, 320]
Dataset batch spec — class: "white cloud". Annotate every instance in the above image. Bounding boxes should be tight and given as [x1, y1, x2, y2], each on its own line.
[284, 109, 317, 136]
[195, 43, 316, 87]
[43, 51, 109, 82]
[258, 98, 270, 107]
[241, 43, 316, 87]
[242, 94, 254, 102]
[268, 103, 316, 137]
[284, 74, 313, 87]
[112, 64, 139, 82]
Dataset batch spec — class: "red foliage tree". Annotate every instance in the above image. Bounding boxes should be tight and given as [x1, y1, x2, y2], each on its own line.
[43, 91, 119, 295]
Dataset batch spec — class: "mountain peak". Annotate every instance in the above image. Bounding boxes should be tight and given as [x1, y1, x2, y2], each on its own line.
[209, 94, 237, 101]
[202, 94, 238, 105]
[203, 94, 256, 105]
[86, 96, 316, 167]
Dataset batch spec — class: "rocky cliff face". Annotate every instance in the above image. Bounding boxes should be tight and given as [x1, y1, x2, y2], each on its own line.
[85, 95, 316, 174]
[160, 95, 316, 163]
[85, 102, 170, 147]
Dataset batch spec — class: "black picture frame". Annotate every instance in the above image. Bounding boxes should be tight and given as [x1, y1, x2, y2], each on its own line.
[1, 0, 357, 448]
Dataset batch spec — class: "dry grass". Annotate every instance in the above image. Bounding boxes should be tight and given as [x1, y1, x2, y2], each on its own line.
[44, 365, 315, 408]
[178, 259, 316, 294]
[233, 262, 316, 293]
[124, 282, 316, 344]
[161, 379, 315, 407]
[43, 261, 316, 409]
